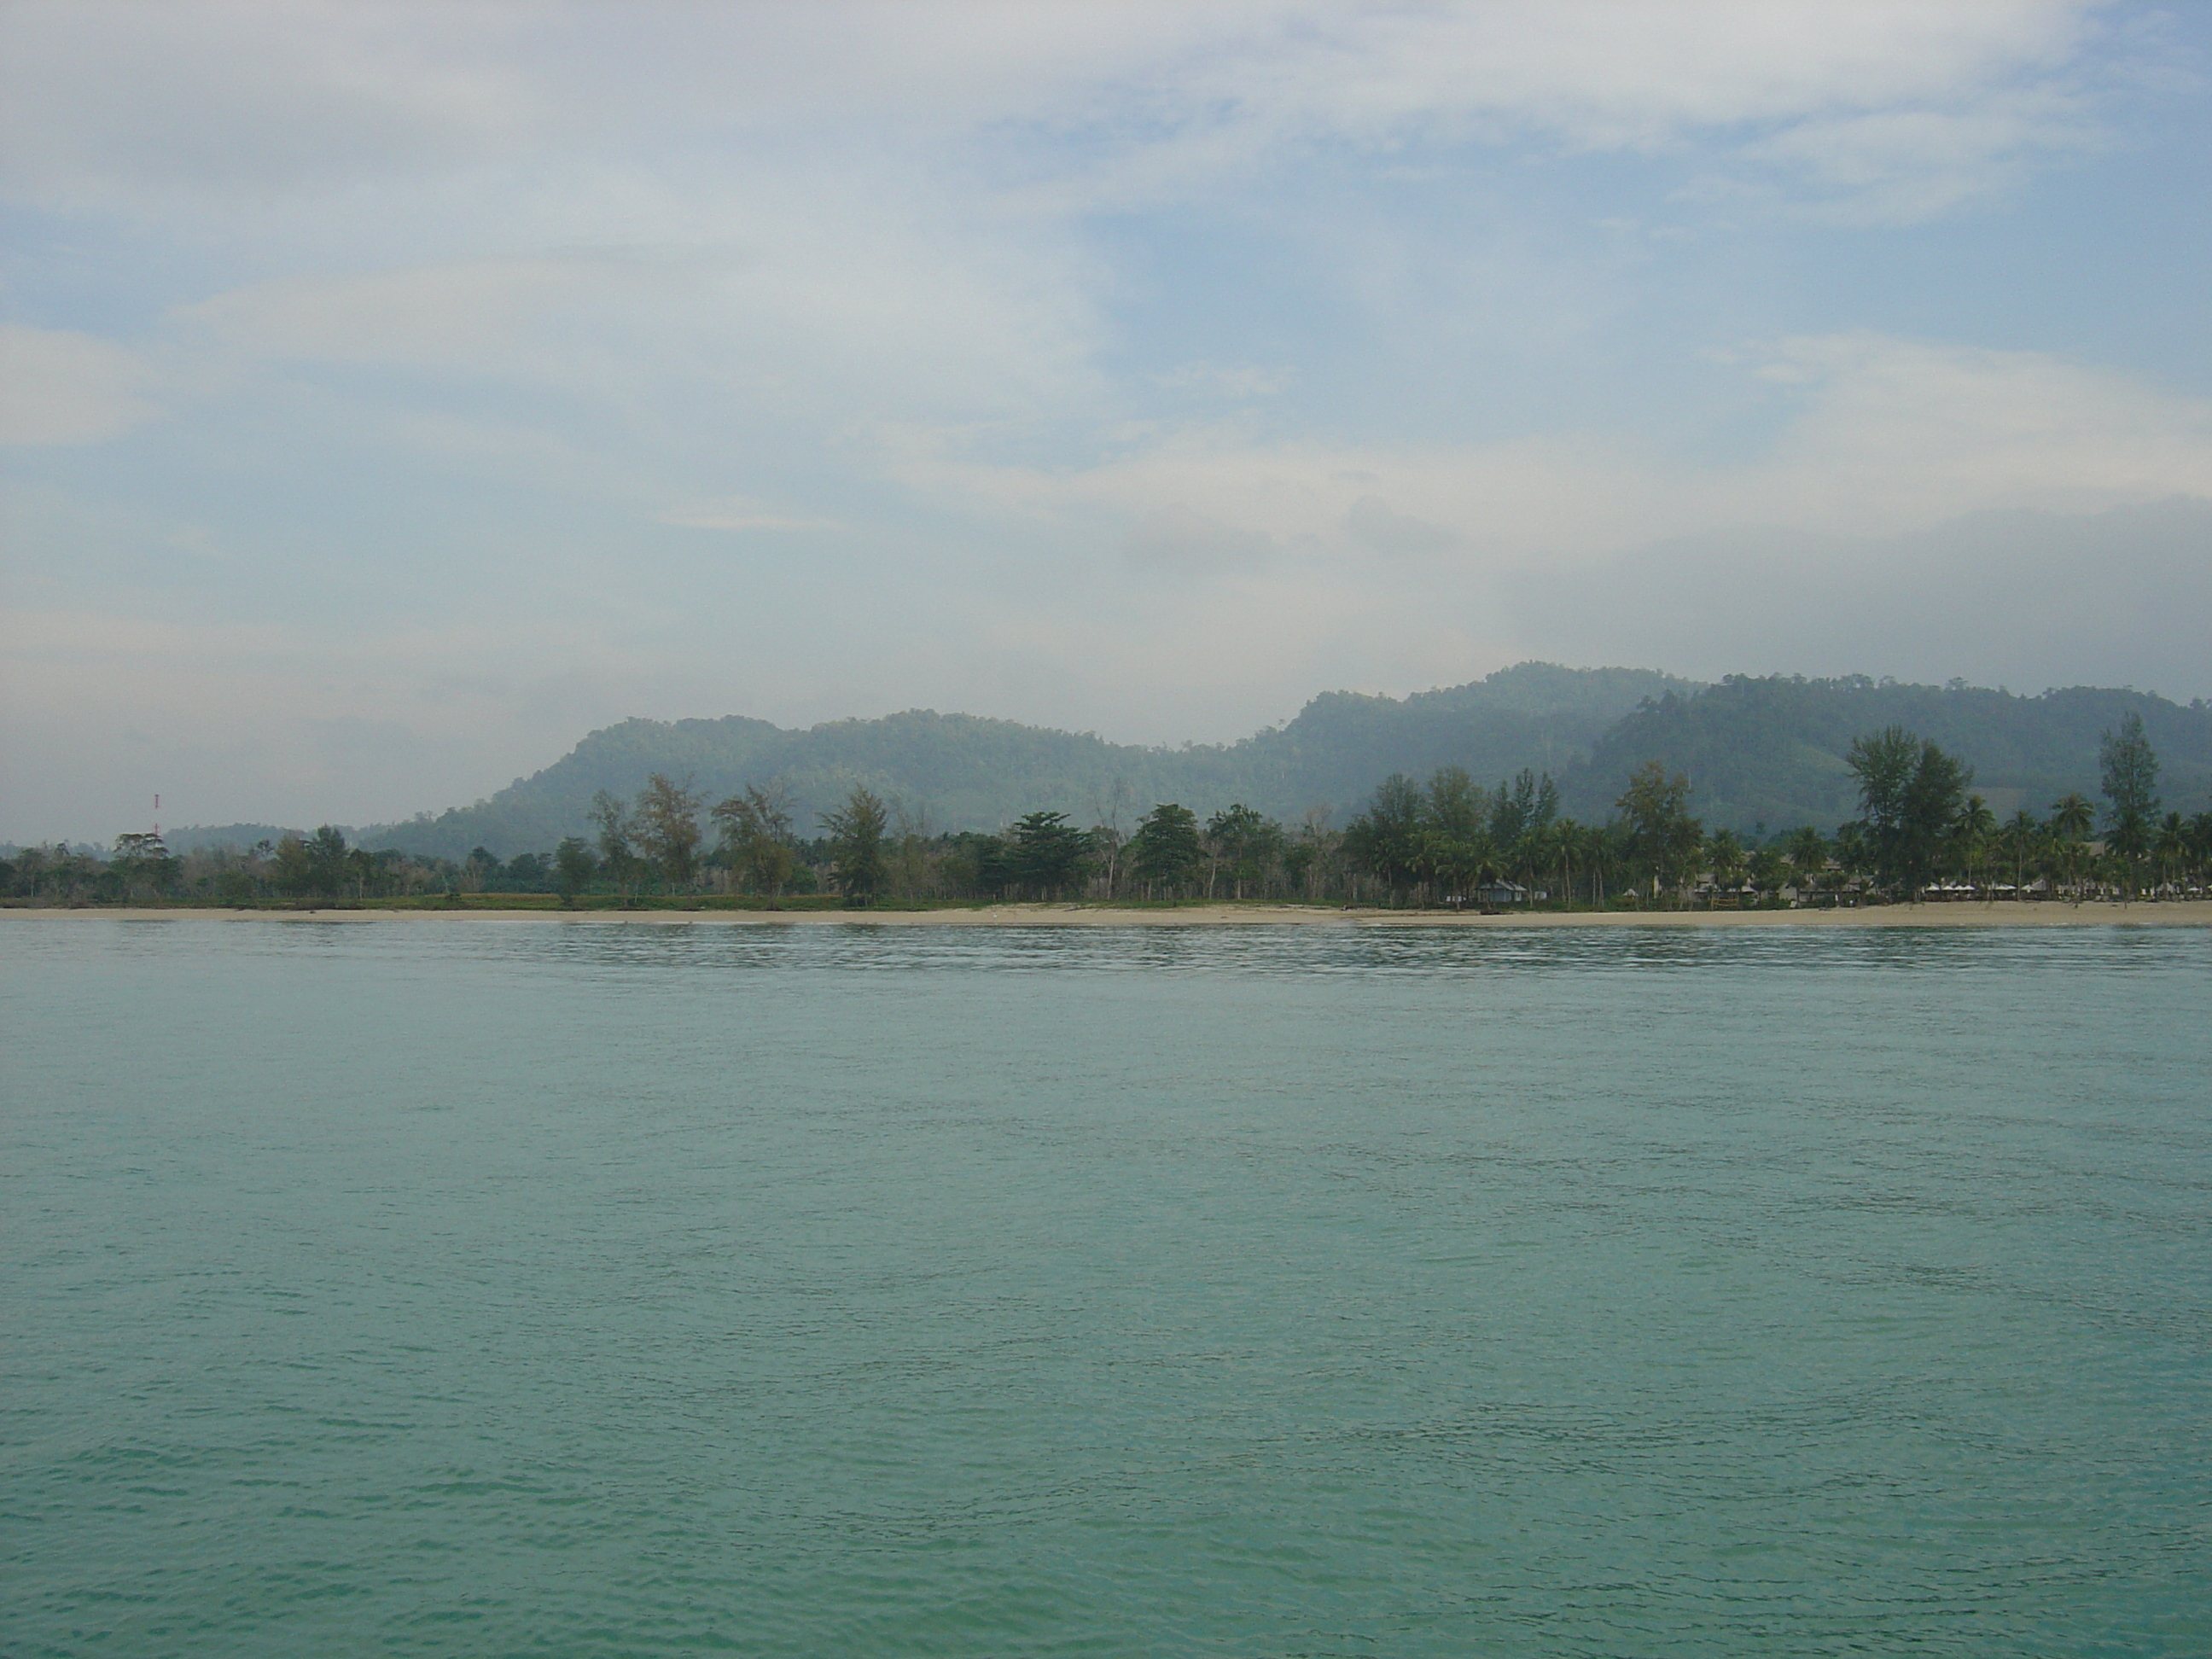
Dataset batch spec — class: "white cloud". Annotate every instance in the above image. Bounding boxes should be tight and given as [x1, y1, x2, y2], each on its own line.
[1741, 333, 2212, 523]
[0, 1, 537, 203]
[1, 1, 2111, 218]
[172, 191, 1103, 428]
[890, 332, 2212, 568]
[0, 325, 161, 445]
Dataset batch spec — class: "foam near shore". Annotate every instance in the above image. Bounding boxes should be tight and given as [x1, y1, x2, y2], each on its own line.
[11, 900, 2210, 928]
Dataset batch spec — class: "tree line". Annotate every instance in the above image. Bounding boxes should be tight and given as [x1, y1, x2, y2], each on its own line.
[9, 713, 2206, 908]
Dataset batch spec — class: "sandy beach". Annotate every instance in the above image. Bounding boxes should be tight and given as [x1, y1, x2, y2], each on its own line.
[10, 901, 2209, 928]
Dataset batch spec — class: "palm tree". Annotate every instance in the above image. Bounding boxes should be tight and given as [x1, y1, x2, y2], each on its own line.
[1781, 825, 1827, 901]
[2105, 807, 2151, 899]
[1703, 828, 1748, 905]
[1583, 822, 1618, 907]
[1540, 818, 1580, 909]
[2000, 809, 2040, 897]
[1832, 823, 1871, 899]
[1952, 793, 1996, 893]
[2049, 793, 2095, 899]
[2152, 812, 2187, 895]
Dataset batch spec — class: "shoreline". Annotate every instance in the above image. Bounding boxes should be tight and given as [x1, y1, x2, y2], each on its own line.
[7, 900, 2209, 929]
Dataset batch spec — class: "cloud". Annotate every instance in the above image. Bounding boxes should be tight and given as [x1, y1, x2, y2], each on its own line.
[1123, 504, 1278, 572]
[896, 332, 2212, 568]
[0, 325, 161, 445]
[1502, 497, 2212, 701]
[658, 499, 842, 533]
[1733, 92, 2100, 223]
[1345, 494, 1458, 556]
[1, 1, 2114, 222]
[1154, 361, 1296, 400]
[172, 197, 1103, 427]
[0, 2, 536, 203]
[1737, 333, 2212, 524]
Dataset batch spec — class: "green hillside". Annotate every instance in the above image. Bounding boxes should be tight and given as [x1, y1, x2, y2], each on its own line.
[1560, 677, 2212, 831]
[364, 662, 1691, 859]
[358, 665, 2210, 861]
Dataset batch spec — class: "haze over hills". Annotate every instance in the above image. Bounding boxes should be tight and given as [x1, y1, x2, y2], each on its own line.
[357, 664, 1691, 860]
[303, 664, 2212, 863]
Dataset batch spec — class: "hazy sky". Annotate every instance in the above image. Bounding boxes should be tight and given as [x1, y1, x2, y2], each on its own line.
[3, 1, 2209, 839]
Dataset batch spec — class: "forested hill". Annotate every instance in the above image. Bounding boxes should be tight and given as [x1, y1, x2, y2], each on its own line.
[359, 666, 2211, 860]
[1559, 678, 2212, 832]
[364, 662, 1691, 859]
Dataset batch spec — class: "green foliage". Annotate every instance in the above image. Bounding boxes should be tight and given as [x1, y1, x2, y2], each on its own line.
[823, 786, 889, 903]
[1128, 804, 1202, 894]
[1615, 762, 1702, 901]
[633, 773, 705, 888]
[1569, 677, 2210, 834]
[361, 663, 1691, 860]
[1845, 727, 1970, 896]
[1205, 804, 1281, 899]
[2099, 711, 2161, 824]
[712, 783, 799, 897]
[554, 837, 597, 901]
[1342, 773, 1428, 899]
[353, 670, 2212, 863]
[1009, 810, 1090, 898]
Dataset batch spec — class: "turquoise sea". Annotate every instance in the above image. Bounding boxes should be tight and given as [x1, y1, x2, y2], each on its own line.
[3, 918, 2208, 1657]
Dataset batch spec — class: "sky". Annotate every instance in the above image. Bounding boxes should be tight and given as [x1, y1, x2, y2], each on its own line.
[3, 0, 2209, 841]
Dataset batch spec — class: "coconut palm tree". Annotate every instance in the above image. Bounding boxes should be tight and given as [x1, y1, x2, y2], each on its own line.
[2048, 793, 2095, 899]
[2152, 812, 2187, 895]
[2104, 807, 2151, 899]
[1703, 828, 1748, 905]
[2000, 809, 2040, 897]
[1952, 794, 1996, 892]
[1781, 825, 1828, 902]
[1832, 823, 1871, 897]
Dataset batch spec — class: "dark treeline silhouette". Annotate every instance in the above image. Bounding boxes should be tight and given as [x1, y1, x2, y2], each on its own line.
[16, 713, 2207, 909]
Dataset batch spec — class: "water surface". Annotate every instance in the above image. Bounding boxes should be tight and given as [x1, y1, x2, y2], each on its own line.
[4, 920, 2207, 1656]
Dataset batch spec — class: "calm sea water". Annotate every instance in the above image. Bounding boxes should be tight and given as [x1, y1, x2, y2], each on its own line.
[3, 918, 2208, 1657]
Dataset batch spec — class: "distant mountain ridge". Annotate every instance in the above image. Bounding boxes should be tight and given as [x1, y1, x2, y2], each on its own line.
[313, 663, 2207, 861]
[361, 662, 1693, 859]
[1559, 676, 2212, 832]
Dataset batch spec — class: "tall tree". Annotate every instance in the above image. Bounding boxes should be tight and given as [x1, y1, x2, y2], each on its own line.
[1205, 803, 1281, 900]
[712, 783, 798, 897]
[1952, 794, 1996, 889]
[1704, 827, 1747, 899]
[1010, 810, 1091, 898]
[306, 825, 351, 898]
[589, 790, 643, 899]
[1615, 762, 1701, 904]
[553, 836, 598, 905]
[2047, 793, 2094, 898]
[1342, 773, 1427, 903]
[2153, 812, 2188, 893]
[111, 831, 177, 900]
[1782, 825, 1828, 898]
[2098, 712, 2159, 896]
[2099, 710, 2161, 825]
[633, 773, 705, 890]
[1128, 803, 1202, 894]
[2000, 809, 2040, 894]
[1845, 726, 1970, 898]
[823, 786, 889, 903]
